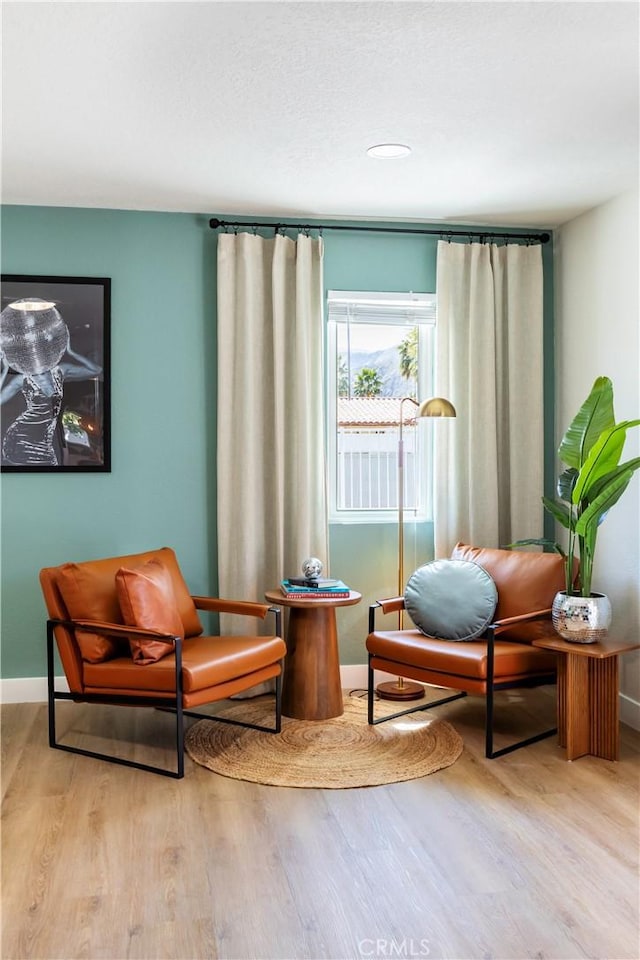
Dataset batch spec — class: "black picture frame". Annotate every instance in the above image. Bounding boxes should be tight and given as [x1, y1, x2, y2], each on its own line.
[0, 274, 111, 472]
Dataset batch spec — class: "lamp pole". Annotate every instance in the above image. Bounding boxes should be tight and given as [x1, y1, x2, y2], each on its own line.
[397, 396, 417, 631]
[376, 395, 457, 702]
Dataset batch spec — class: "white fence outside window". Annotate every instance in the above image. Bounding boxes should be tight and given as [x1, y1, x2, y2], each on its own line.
[336, 428, 417, 511]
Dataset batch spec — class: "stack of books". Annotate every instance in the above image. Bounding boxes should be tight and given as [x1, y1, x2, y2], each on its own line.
[280, 577, 351, 599]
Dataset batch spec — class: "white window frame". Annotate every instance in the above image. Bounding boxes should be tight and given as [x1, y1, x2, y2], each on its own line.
[327, 290, 436, 524]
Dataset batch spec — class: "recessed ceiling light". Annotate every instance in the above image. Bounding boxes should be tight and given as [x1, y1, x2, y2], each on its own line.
[366, 143, 412, 160]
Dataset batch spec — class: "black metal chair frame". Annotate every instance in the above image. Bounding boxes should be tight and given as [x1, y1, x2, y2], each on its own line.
[367, 603, 557, 759]
[47, 607, 283, 779]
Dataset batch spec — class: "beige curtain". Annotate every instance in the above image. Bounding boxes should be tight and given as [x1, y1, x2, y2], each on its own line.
[216, 232, 328, 634]
[434, 240, 544, 557]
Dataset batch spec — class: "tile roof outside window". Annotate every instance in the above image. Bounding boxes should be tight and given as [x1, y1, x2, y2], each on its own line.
[337, 397, 417, 428]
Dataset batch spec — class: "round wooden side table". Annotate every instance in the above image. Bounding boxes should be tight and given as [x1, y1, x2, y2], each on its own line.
[264, 589, 362, 721]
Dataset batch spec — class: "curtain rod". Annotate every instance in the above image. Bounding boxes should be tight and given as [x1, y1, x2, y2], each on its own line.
[209, 217, 550, 244]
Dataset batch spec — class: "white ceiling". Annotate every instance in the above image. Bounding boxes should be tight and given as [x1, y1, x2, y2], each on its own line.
[2, 1, 638, 228]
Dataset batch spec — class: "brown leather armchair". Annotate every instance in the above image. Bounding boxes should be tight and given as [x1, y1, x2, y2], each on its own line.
[40, 547, 286, 778]
[367, 543, 566, 758]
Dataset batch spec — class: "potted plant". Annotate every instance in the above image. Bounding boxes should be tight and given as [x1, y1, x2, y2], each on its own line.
[513, 376, 639, 642]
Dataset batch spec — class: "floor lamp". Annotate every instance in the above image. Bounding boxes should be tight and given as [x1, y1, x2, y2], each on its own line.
[376, 395, 457, 702]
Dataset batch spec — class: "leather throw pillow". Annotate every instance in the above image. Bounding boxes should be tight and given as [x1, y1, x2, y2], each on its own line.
[116, 559, 185, 664]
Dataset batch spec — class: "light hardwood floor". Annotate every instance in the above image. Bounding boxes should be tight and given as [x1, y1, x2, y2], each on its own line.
[2, 689, 639, 960]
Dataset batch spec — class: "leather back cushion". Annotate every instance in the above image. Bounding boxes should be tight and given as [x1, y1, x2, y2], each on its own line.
[56, 561, 125, 663]
[451, 542, 566, 640]
[55, 547, 202, 662]
[116, 559, 184, 664]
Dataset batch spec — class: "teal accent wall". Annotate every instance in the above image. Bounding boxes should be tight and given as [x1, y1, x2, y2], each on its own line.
[1, 206, 219, 678]
[1, 206, 554, 677]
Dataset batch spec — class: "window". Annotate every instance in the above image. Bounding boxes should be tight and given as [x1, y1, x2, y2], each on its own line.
[327, 290, 436, 523]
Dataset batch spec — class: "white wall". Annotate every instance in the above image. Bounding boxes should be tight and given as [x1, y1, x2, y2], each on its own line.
[555, 187, 640, 728]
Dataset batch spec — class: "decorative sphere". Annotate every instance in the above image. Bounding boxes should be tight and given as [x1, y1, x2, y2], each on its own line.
[301, 557, 323, 580]
[0, 298, 69, 375]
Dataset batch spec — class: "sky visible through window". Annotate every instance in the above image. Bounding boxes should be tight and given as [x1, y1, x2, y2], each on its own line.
[343, 323, 413, 353]
[337, 320, 418, 400]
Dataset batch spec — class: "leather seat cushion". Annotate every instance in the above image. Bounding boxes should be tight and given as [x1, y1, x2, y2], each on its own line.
[367, 629, 556, 680]
[83, 634, 287, 694]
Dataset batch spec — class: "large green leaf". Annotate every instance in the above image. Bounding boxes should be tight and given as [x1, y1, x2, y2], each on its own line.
[575, 469, 634, 536]
[557, 468, 578, 503]
[542, 495, 572, 529]
[558, 377, 614, 470]
[572, 420, 640, 505]
[507, 538, 566, 557]
[585, 456, 640, 504]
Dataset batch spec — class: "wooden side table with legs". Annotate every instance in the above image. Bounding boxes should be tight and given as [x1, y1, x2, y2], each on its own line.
[532, 634, 640, 760]
[264, 590, 361, 721]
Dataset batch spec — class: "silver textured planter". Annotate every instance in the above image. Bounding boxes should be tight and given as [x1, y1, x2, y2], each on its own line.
[552, 591, 612, 643]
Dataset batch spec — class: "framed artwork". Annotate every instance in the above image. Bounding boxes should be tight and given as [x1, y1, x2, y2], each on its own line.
[0, 275, 111, 472]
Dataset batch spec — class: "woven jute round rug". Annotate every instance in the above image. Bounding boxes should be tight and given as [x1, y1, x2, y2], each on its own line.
[185, 694, 463, 788]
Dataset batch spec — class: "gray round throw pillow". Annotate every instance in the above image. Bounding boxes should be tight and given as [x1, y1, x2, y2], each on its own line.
[404, 559, 498, 641]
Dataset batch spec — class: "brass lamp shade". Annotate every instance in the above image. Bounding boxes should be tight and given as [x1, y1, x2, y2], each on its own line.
[417, 396, 457, 419]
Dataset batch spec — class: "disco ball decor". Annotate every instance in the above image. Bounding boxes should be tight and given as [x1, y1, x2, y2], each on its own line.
[301, 557, 323, 580]
[0, 298, 69, 375]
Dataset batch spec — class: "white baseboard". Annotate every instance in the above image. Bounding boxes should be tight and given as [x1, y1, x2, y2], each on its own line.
[3, 670, 639, 733]
[620, 692, 640, 732]
[1, 676, 69, 703]
[339, 664, 397, 690]
[0, 667, 390, 706]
